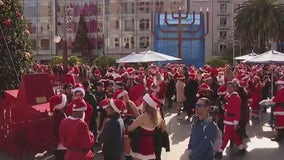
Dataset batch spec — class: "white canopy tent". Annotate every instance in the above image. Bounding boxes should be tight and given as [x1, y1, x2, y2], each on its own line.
[244, 50, 284, 64]
[234, 51, 258, 60]
[116, 50, 181, 63]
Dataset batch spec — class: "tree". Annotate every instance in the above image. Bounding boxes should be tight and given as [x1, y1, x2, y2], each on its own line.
[0, 0, 33, 96]
[72, 14, 92, 56]
[235, 0, 284, 53]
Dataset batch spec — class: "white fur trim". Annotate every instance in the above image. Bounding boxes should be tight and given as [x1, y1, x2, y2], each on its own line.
[72, 87, 85, 96]
[72, 102, 87, 112]
[273, 111, 284, 116]
[276, 80, 284, 85]
[217, 91, 227, 95]
[117, 90, 128, 99]
[110, 99, 121, 113]
[131, 151, 156, 160]
[143, 94, 158, 109]
[54, 94, 67, 110]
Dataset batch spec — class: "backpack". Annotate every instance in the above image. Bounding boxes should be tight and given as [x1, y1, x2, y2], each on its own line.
[203, 120, 223, 152]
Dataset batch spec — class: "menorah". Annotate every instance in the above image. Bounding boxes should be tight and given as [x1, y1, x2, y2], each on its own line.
[151, 8, 209, 59]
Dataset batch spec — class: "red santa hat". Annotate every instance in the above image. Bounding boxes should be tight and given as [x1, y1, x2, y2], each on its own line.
[49, 94, 67, 111]
[93, 69, 101, 77]
[113, 89, 128, 99]
[217, 86, 227, 95]
[114, 76, 123, 84]
[199, 83, 212, 91]
[203, 74, 212, 82]
[109, 99, 126, 113]
[98, 98, 109, 110]
[143, 93, 161, 109]
[176, 73, 185, 80]
[71, 98, 87, 112]
[276, 76, 284, 85]
[72, 83, 85, 97]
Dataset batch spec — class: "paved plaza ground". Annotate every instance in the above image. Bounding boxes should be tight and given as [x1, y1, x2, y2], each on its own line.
[1, 105, 284, 160]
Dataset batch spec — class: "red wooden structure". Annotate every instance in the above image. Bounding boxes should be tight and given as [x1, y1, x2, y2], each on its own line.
[0, 73, 55, 159]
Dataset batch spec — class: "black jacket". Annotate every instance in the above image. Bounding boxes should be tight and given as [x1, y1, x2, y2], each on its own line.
[129, 126, 170, 153]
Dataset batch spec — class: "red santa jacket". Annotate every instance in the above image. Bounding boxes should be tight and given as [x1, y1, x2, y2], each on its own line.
[273, 88, 284, 116]
[66, 99, 93, 125]
[59, 117, 94, 160]
[224, 92, 241, 125]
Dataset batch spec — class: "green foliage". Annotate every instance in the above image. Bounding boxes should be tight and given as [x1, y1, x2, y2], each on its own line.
[0, 0, 33, 95]
[49, 55, 81, 67]
[72, 15, 92, 56]
[235, 0, 284, 53]
[68, 56, 81, 66]
[206, 57, 228, 67]
[50, 56, 63, 66]
[94, 56, 116, 69]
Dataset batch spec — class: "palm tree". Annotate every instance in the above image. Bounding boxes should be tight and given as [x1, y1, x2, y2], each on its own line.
[235, 0, 284, 53]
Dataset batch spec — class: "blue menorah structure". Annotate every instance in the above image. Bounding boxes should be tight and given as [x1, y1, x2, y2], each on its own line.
[152, 9, 209, 67]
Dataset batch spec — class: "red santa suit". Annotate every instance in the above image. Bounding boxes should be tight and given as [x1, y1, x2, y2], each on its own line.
[59, 98, 94, 160]
[272, 88, 284, 129]
[220, 92, 244, 151]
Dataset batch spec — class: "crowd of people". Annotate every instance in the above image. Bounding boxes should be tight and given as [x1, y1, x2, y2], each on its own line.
[41, 61, 284, 160]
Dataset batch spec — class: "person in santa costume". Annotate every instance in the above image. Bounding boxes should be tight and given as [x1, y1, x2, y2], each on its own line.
[49, 94, 68, 160]
[175, 73, 186, 119]
[113, 89, 139, 160]
[98, 99, 125, 160]
[66, 83, 93, 125]
[270, 76, 284, 142]
[128, 94, 167, 160]
[215, 81, 246, 158]
[59, 98, 95, 160]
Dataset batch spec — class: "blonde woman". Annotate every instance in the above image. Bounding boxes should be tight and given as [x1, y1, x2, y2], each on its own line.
[128, 94, 167, 160]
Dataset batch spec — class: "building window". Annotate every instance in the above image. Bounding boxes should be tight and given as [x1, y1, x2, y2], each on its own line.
[139, 19, 149, 31]
[27, 21, 37, 34]
[98, 21, 103, 32]
[110, 19, 120, 30]
[98, 4, 104, 15]
[124, 36, 134, 49]
[124, 2, 134, 14]
[139, 2, 150, 13]
[219, 44, 227, 53]
[155, 1, 164, 12]
[109, 2, 121, 15]
[220, 3, 228, 14]
[110, 36, 120, 48]
[139, 36, 150, 48]
[233, 4, 241, 13]
[41, 39, 50, 50]
[125, 19, 134, 31]
[219, 17, 228, 27]
[220, 31, 227, 39]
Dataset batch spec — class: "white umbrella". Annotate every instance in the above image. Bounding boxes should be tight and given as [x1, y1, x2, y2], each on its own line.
[116, 52, 137, 63]
[235, 50, 258, 60]
[245, 50, 284, 64]
[116, 50, 181, 63]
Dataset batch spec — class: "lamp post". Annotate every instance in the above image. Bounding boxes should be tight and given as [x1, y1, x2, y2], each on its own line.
[54, 3, 73, 72]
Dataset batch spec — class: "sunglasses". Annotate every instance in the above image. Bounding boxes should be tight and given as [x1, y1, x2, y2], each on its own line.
[195, 103, 207, 108]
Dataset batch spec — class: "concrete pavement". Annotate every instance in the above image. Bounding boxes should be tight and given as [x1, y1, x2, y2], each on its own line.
[161, 106, 284, 160]
[1, 106, 284, 160]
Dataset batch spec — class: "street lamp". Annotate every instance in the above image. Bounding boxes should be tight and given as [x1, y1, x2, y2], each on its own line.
[54, 3, 73, 72]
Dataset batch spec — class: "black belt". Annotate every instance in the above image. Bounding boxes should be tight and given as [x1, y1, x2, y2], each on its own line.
[276, 103, 284, 108]
[224, 112, 235, 117]
[67, 148, 88, 153]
